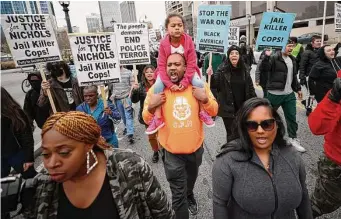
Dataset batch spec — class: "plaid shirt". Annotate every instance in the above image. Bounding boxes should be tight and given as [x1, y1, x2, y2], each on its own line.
[23, 149, 174, 219]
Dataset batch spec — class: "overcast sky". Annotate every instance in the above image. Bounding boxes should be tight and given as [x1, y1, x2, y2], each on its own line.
[53, 1, 166, 32]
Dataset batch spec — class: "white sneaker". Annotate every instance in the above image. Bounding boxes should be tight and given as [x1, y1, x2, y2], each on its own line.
[289, 138, 306, 153]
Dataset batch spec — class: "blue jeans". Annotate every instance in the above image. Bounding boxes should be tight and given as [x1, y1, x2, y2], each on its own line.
[115, 97, 134, 136]
[154, 73, 204, 94]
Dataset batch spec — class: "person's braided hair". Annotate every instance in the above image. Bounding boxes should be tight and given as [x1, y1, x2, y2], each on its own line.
[42, 111, 111, 150]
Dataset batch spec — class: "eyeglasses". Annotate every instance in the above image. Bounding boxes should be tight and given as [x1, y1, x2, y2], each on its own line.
[245, 119, 276, 132]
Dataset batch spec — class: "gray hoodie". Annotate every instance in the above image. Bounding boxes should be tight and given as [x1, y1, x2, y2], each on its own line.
[212, 139, 313, 219]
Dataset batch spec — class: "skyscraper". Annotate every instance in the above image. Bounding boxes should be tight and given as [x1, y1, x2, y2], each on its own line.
[99, 1, 122, 32]
[86, 13, 102, 33]
[1, 1, 55, 15]
[120, 1, 137, 23]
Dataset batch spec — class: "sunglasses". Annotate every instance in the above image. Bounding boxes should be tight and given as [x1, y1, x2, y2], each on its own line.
[245, 119, 276, 132]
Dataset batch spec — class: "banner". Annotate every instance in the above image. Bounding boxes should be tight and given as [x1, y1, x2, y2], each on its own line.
[256, 12, 296, 51]
[69, 33, 120, 86]
[1, 14, 61, 67]
[115, 23, 150, 65]
[196, 5, 231, 54]
[228, 26, 240, 47]
[336, 3, 341, 32]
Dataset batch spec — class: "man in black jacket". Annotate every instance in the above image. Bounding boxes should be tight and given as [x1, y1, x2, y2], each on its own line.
[23, 73, 50, 129]
[260, 40, 305, 152]
[299, 35, 321, 116]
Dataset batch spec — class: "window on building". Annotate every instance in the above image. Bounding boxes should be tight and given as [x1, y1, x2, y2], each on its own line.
[1, 1, 14, 14]
[292, 21, 309, 28]
[316, 18, 334, 25]
[39, 1, 49, 14]
[30, 1, 37, 14]
[12, 1, 27, 14]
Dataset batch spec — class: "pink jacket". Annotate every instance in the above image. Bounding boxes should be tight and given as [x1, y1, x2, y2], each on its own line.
[155, 33, 201, 88]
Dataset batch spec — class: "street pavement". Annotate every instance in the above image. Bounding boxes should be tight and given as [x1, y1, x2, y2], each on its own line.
[2, 66, 340, 218]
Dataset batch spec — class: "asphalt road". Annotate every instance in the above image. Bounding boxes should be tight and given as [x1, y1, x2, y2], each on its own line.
[2, 66, 340, 218]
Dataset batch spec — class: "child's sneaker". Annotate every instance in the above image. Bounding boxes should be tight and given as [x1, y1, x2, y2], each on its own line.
[199, 111, 215, 127]
[145, 116, 165, 135]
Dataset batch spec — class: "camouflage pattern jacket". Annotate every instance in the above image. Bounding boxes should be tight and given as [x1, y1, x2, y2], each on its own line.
[23, 149, 175, 219]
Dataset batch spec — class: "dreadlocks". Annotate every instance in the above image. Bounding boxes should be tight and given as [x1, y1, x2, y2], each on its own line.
[42, 111, 111, 150]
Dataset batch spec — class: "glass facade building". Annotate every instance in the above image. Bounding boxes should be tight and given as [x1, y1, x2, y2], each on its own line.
[1, 1, 51, 14]
[39, 1, 49, 14]
[1, 1, 14, 14]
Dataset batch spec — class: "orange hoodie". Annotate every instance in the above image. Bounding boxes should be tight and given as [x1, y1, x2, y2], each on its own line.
[142, 84, 218, 154]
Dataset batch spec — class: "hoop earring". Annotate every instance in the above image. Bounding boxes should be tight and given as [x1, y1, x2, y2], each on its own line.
[87, 149, 98, 174]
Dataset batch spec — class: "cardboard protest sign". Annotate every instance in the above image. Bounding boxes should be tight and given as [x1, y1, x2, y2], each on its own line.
[196, 5, 231, 54]
[336, 3, 341, 32]
[228, 26, 240, 47]
[1, 14, 61, 67]
[115, 23, 150, 65]
[256, 12, 296, 51]
[69, 33, 120, 86]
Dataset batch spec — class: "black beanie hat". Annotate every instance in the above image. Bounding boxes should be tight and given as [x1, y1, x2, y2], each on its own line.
[227, 45, 241, 57]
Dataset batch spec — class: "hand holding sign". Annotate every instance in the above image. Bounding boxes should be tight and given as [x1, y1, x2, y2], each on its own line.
[41, 81, 51, 95]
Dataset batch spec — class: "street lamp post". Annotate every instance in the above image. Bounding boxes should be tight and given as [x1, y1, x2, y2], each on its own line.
[246, 14, 251, 45]
[59, 1, 72, 33]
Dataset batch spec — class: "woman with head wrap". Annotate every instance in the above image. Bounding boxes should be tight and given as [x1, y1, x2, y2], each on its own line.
[309, 45, 341, 103]
[22, 111, 174, 219]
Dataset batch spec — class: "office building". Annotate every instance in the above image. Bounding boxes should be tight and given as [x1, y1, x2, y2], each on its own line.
[120, 1, 137, 23]
[99, 1, 122, 32]
[1, 1, 55, 15]
[86, 13, 102, 33]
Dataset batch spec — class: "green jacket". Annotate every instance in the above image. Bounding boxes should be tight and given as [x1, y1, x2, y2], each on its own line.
[23, 149, 174, 219]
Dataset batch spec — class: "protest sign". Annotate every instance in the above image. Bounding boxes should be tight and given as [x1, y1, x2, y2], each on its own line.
[196, 5, 231, 54]
[1, 14, 61, 67]
[228, 26, 240, 47]
[115, 23, 150, 65]
[256, 12, 296, 51]
[69, 33, 121, 86]
[336, 3, 341, 32]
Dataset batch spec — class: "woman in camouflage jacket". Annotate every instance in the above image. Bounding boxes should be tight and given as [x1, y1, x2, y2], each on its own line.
[22, 111, 174, 219]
